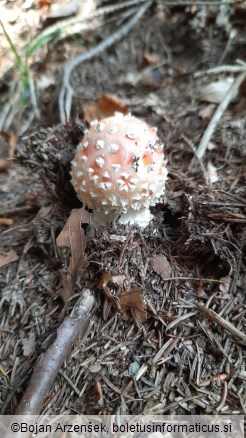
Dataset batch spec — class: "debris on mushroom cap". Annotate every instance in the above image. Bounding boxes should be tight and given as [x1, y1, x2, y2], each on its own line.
[71, 112, 167, 226]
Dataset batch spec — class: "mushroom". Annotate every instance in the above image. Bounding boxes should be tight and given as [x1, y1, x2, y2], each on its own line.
[71, 112, 167, 227]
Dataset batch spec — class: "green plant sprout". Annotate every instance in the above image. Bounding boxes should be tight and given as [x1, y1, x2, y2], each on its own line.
[0, 19, 63, 105]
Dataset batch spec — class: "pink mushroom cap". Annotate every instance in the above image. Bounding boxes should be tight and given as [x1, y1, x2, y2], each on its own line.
[71, 112, 167, 215]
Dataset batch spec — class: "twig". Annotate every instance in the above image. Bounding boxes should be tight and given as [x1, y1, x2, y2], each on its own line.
[195, 301, 246, 345]
[218, 29, 236, 65]
[216, 380, 228, 412]
[165, 311, 197, 332]
[15, 289, 96, 416]
[196, 70, 246, 159]
[181, 133, 208, 182]
[59, 1, 152, 123]
[195, 64, 246, 78]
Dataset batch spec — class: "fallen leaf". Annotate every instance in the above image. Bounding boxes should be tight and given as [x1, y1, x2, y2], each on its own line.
[143, 52, 159, 65]
[98, 271, 111, 289]
[98, 272, 115, 300]
[199, 78, 237, 103]
[97, 272, 120, 320]
[119, 286, 147, 327]
[0, 250, 19, 268]
[83, 93, 128, 121]
[56, 208, 90, 301]
[94, 378, 103, 403]
[150, 254, 171, 280]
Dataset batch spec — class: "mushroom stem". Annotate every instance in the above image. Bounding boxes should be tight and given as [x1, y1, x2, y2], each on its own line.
[119, 207, 153, 227]
[92, 207, 153, 228]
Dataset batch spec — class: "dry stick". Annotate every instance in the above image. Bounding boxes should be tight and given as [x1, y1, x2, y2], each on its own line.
[16, 289, 96, 416]
[33, 0, 149, 47]
[195, 301, 246, 345]
[59, 0, 152, 123]
[196, 70, 246, 159]
[195, 65, 246, 77]
[1, 0, 148, 82]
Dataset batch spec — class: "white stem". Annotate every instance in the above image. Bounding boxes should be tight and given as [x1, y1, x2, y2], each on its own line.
[119, 207, 153, 227]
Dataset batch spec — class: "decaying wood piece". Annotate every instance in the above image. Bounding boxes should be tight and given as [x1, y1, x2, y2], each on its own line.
[16, 289, 96, 416]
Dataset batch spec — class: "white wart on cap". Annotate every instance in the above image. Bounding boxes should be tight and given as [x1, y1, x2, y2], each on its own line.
[71, 113, 167, 226]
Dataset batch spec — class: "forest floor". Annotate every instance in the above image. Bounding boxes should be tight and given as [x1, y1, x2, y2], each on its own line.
[0, 0, 246, 418]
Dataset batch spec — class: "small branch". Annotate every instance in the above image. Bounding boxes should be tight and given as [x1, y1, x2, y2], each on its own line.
[181, 133, 208, 182]
[195, 301, 246, 345]
[16, 289, 96, 416]
[196, 70, 246, 159]
[59, 1, 152, 123]
[195, 64, 246, 78]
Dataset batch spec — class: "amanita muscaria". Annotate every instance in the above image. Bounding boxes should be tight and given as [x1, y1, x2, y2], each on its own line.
[71, 112, 167, 226]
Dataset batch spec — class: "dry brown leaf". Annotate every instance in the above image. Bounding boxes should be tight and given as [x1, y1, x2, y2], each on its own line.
[56, 208, 90, 301]
[119, 286, 147, 327]
[98, 271, 111, 289]
[150, 254, 171, 280]
[83, 93, 128, 121]
[143, 52, 159, 65]
[98, 272, 119, 320]
[94, 378, 103, 402]
[0, 250, 19, 268]
[98, 272, 116, 303]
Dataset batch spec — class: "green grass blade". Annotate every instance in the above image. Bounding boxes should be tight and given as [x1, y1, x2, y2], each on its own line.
[25, 28, 64, 59]
[0, 19, 22, 67]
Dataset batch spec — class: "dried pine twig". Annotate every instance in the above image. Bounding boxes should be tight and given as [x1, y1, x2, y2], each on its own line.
[196, 70, 246, 159]
[15, 289, 96, 416]
[195, 301, 246, 345]
[59, 1, 152, 123]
